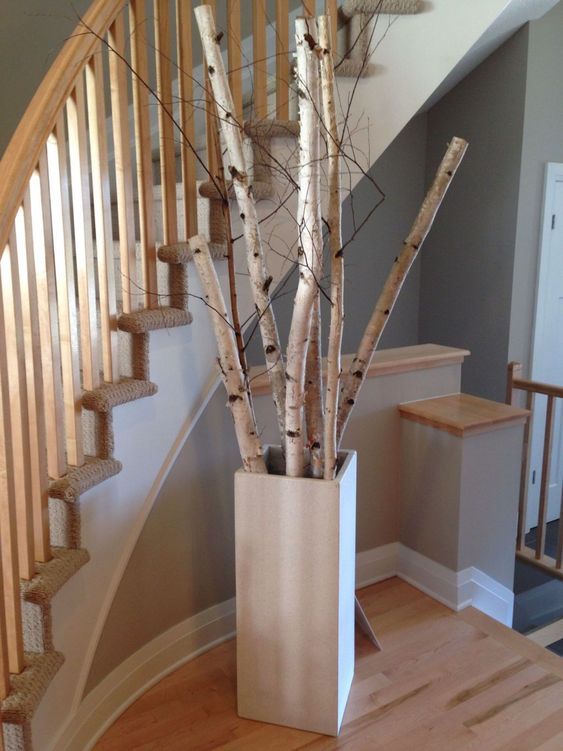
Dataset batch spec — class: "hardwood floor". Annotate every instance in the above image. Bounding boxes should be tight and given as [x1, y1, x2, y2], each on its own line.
[94, 578, 563, 750]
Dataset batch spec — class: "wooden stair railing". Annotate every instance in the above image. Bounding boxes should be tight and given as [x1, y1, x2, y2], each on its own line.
[0, 0, 352, 751]
[0, 0, 414, 746]
[507, 362, 563, 579]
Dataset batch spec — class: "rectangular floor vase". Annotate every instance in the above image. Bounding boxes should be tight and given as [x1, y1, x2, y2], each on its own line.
[235, 447, 357, 736]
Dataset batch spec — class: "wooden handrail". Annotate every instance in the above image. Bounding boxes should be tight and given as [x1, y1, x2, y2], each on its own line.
[0, 0, 127, 256]
[511, 377, 563, 400]
[508, 362, 563, 578]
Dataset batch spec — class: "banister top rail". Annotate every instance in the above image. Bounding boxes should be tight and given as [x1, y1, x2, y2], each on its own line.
[0, 0, 127, 255]
[512, 377, 563, 400]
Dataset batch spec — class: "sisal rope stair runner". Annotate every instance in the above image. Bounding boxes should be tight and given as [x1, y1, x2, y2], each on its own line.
[0, 3, 423, 747]
[0, 250, 192, 749]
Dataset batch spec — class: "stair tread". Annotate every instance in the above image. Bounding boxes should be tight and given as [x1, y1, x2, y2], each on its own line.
[21, 548, 89, 605]
[460, 607, 563, 679]
[118, 307, 192, 334]
[49, 456, 122, 502]
[341, 0, 423, 19]
[82, 378, 157, 413]
[1, 651, 64, 725]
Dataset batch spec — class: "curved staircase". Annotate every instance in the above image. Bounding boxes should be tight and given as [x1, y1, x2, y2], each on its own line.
[0, 1, 550, 748]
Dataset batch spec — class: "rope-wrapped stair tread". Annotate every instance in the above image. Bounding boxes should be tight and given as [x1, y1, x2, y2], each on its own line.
[21, 548, 90, 606]
[82, 379, 158, 413]
[1, 651, 64, 725]
[48, 456, 122, 502]
[198, 179, 273, 201]
[336, 59, 376, 78]
[243, 119, 300, 139]
[159, 242, 229, 263]
[341, 0, 423, 18]
[118, 307, 192, 334]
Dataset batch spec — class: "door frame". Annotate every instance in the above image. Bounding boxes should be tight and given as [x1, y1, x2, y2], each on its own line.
[526, 162, 563, 531]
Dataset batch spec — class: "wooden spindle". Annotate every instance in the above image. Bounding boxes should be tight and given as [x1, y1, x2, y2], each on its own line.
[556, 479, 563, 569]
[86, 51, 119, 384]
[0, 538, 10, 701]
[205, 0, 218, 179]
[536, 394, 555, 559]
[108, 13, 139, 314]
[325, 0, 338, 51]
[253, 0, 268, 121]
[516, 391, 533, 552]
[0, 245, 25, 674]
[276, 0, 290, 120]
[176, 0, 197, 239]
[67, 77, 101, 391]
[130, 0, 158, 308]
[30, 164, 67, 480]
[47, 120, 84, 468]
[20, 187, 50, 563]
[1, 229, 35, 581]
[227, 0, 243, 122]
[155, 0, 179, 247]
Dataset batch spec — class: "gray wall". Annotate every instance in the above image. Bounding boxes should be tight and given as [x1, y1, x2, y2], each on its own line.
[84, 385, 242, 694]
[419, 27, 529, 401]
[0, 0, 91, 154]
[509, 0, 563, 371]
[245, 113, 428, 365]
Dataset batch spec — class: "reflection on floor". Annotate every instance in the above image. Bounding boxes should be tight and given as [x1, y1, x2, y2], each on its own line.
[514, 519, 563, 656]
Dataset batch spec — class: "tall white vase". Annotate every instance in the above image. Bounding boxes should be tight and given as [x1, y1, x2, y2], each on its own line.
[234, 446, 357, 736]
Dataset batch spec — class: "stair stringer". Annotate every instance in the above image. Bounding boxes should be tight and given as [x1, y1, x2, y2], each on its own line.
[31, 140, 300, 751]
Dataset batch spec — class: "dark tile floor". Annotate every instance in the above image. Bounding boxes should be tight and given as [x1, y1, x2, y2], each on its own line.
[513, 519, 563, 656]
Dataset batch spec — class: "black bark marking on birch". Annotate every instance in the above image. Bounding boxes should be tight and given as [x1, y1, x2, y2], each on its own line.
[384, 309, 390, 315]
[353, 370, 362, 379]
[229, 165, 243, 181]
[208, 65, 215, 75]
[287, 430, 300, 438]
[262, 275, 273, 293]
[304, 32, 316, 50]
[446, 170, 453, 176]
[265, 345, 276, 354]
[215, 31, 224, 43]
[311, 441, 321, 450]
[347, 398, 355, 405]
[194, 248, 201, 254]
[228, 394, 243, 402]
[335, 249, 344, 258]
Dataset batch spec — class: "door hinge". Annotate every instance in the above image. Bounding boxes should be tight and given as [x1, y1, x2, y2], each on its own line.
[552, 214, 556, 230]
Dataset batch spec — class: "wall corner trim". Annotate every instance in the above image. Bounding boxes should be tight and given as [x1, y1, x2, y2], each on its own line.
[56, 544, 513, 751]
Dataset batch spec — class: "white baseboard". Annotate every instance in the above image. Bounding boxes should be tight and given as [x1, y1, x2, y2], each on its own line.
[54, 598, 236, 751]
[356, 543, 514, 627]
[57, 544, 513, 751]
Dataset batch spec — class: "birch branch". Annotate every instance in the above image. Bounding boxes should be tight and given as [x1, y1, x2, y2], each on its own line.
[336, 136, 469, 445]
[285, 17, 321, 478]
[194, 4, 286, 449]
[305, 293, 324, 477]
[319, 15, 343, 480]
[189, 235, 266, 473]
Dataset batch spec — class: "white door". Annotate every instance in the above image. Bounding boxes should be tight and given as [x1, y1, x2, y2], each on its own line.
[527, 164, 563, 532]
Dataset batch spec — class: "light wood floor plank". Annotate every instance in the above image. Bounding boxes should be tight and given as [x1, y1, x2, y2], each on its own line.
[94, 579, 563, 751]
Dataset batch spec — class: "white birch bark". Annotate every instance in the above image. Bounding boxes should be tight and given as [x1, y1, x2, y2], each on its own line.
[194, 5, 286, 448]
[319, 15, 343, 480]
[336, 137, 469, 445]
[285, 17, 321, 478]
[305, 293, 324, 477]
[189, 235, 266, 473]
